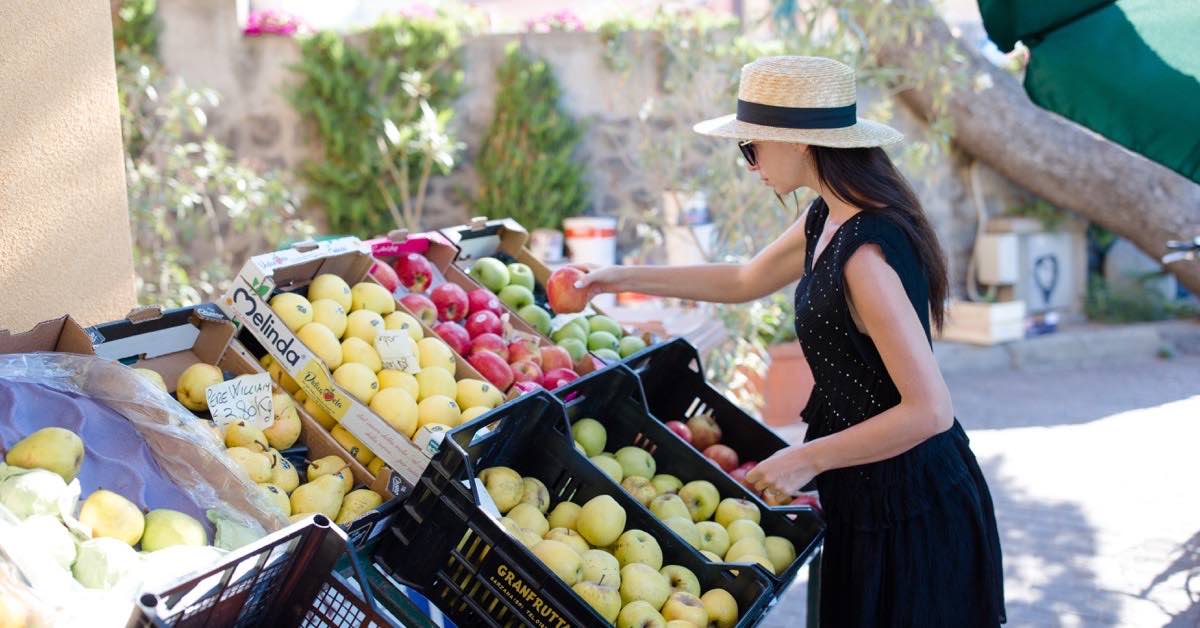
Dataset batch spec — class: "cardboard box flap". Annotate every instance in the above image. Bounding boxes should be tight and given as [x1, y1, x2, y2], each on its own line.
[441, 217, 530, 263]
[89, 307, 236, 387]
[0, 315, 96, 355]
[271, 250, 374, 291]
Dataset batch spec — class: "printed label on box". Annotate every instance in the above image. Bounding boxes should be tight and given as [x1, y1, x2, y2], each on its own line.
[375, 331, 420, 374]
[206, 373, 275, 429]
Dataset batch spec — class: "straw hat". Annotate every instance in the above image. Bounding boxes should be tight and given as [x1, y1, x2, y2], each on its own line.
[694, 56, 902, 148]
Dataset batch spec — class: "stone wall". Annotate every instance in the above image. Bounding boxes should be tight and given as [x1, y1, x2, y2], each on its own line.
[156, 1, 1044, 298]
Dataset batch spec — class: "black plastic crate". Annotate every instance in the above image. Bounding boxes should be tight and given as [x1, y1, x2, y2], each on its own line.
[623, 338, 791, 471]
[373, 390, 775, 627]
[553, 362, 824, 591]
[133, 514, 393, 628]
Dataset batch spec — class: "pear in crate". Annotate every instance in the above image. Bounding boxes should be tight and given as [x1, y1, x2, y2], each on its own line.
[224, 422, 268, 452]
[5, 427, 84, 482]
[226, 447, 272, 483]
[335, 489, 383, 525]
[307, 456, 353, 494]
[291, 475, 347, 519]
[79, 490, 145, 546]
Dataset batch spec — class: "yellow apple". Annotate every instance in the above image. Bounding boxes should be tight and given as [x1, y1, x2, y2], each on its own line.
[545, 527, 589, 555]
[310, 298, 348, 339]
[344, 310, 384, 346]
[548, 502, 582, 531]
[662, 517, 702, 550]
[618, 563, 670, 610]
[341, 337, 382, 372]
[460, 406, 490, 423]
[303, 397, 337, 430]
[383, 311, 424, 344]
[580, 548, 620, 586]
[350, 282, 395, 315]
[714, 497, 761, 528]
[269, 292, 313, 332]
[590, 456, 624, 483]
[416, 337, 456, 371]
[175, 363, 223, 411]
[662, 591, 708, 627]
[696, 521, 731, 557]
[660, 565, 700, 597]
[508, 503, 549, 537]
[455, 378, 504, 410]
[724, 537, 768, 563]
[308, 274, 352, 311]
[764, 536, 797, 575]
[700, 589, 739, 628]
[297, 322, 343, 370]
[378, 369, 420, 398]
[573, 580, 621, 624]
[367, 456, 387, 476]
[615, 529, 663, 570]
[331, 425, 374, 465]
[725, 519, 766, 546]
[617, 600, 666, 628]
[369, 387, 419, 438]
[415, 366, 456, 401]
[133, 368, 167, 392]
[478, 466, 523, 513]
[532, 539, 582, 586]
[577, 495, 627, 548]
[332, 362, 379, 404]
[648, 494, 690, 522]
[520, 477, 550, 513]
[417, 395, 461, 429]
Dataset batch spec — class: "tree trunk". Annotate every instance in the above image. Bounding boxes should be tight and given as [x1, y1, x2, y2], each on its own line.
[876, 0, 1200, 295]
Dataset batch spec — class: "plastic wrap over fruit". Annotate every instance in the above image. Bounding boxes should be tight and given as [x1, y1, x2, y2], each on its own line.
[0, 466, 78, 519]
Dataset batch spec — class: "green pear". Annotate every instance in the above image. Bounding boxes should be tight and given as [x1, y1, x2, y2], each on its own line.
[140, 509, 208, 551]
[290, 475, 347, 519]
[335, 488, 383, 525]
[5, 427, 84, 482]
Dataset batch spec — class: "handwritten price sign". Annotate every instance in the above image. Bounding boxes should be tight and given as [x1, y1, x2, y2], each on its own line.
[206, 373, 275, 429]
[375, 331, 421, 374]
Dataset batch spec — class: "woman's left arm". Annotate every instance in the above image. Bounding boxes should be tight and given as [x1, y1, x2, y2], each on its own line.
[748, 243, 954, 495]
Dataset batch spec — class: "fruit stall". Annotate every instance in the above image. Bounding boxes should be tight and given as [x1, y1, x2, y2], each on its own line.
[0, 219, 823, 627]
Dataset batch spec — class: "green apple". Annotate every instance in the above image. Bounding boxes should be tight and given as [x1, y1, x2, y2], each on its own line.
[621, 476, 657, 506]
[558, 337, 588, 362]
[619, 563, 670, 610]
[549, 502, 582, 531]
[594, 348, 622, 363]
[533, 539, 583, 585]
[470, 257, 510, 292]
[615, 446, 656, 480]
[701, 589, 740, 628]
[580, 548, 621, 585]
[518, 304, 553, 336]
[590, 456, 624, 483]
[677, 481, 719, 522]
[588, 331, 620, 353]
[662, 517, 702, 550]
[568, 316, 591, 335]
[573, 580, 621, 623]
[714, 498, 761, 527]
[573, 418, 607, 456]
[479, 466, 523, 513]
[574, 441, 587, 455]
[521, 477, 550, 513]
[498, 284, 535, 311]
[649, 494, 690, 521]
[619, 335, 648, 358]
[726, 519, 766, 546]
[545, 527, 590, 555]
[588, 315, 623, 338]
[764, 536, 797, 575]
[617, 600, 666, 628]
[700, 550, 722, 562]
[577, 495, 627, 547]
[659, 564, 701, 597]
[552, 323, 588, 344]
[614, 529, 663, 570]
[662, 591, 709, 627]
[507, 262, 535, 291]
[650, 474, 682, 495]
[508, 503, 549, 537]
[696, 521, 731, 557]
[725, 537, 768, 563]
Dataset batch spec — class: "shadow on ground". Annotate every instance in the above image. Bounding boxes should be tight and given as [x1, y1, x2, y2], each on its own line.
[1146, 529, 1200, 626]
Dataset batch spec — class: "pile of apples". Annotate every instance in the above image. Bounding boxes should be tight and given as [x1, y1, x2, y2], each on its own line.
[573, 419, 799, 579]
[261, 273, 508, 462]
[478, 465, 741, 627]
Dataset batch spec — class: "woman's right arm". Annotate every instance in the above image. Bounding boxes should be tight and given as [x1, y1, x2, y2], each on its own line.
[578, 214, 810, 304]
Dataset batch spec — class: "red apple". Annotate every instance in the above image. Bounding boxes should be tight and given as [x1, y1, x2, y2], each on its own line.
[540, 345, 573, 373]
[394, 253, 434, 293]
[465, 310, 503, 339]
[468, 351, 514, 390]
[431, 283, 469, 322]
[399, 293, 437, 327]
[546, 267, 589, 314]
[510, 360, 543, 385]
[508, 338, 541, 367]
[704, 444, 739, 472]
[687, 413, 722, 450]
[370, 259, 400, 293]
[512, 380, 543, 395]
[665, 421, 692, 444]
[433, 322, 471, 356]
[470, 333, 509, 362]
[467, 288, 504, 317]
[542, 368, 579, 390]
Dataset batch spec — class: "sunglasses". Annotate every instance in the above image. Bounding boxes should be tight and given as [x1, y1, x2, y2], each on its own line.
[738, 140, 757, 166]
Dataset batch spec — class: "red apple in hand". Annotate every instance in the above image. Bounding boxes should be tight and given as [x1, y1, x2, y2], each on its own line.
[467, 288, 503, 317]
[470, 333, 509, 362]
[431, 283, 469, 322]
[394, 253, 434, 293]
[730, 461, 757, 487]
[704, 444, 739, 472]
[542, 368, 579, 389]
[433, 322, 471, 356]
[687, 413, 722, 450]
[546, 267, 589, 314]
[469, 351, 514, 390]
[370, 259, 400, 293]
[540, 345, 573, 373]
[510, 360, 543, 384]
[665, 421, 692, 444]
[399, 293, 437, 326]
[465, 310, 503, 338]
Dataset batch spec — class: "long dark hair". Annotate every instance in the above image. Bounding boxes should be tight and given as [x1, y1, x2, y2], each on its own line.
[809, 145, 949, 331]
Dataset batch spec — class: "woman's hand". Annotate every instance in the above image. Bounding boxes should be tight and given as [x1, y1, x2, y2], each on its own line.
[746, 443, 821, 498]
[571, 264, 626, 298]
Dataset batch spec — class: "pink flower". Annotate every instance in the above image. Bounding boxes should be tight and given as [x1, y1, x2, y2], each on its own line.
[243, 9, 308, 37]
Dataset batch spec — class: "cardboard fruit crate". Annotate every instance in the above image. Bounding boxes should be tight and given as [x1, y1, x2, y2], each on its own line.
[0, 314, 96, 355]
[552, 362, 824, 592]
[373, 390, 775, 627]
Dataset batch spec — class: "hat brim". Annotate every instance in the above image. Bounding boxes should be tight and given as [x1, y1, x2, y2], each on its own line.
[693, 113, 903, 148]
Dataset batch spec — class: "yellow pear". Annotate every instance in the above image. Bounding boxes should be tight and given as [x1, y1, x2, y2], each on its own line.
[383, 311, 424, 344]
[226, 446, 272, 483]
[369, 387, 419, 438]
[310, 298, 349, 339]
[264, 406, 301, 450]
[265, 449, 300, 493]
[223, 422, 268, 451]
[331, 426, 374, 465]
[5, 426, 84, 482]
[297, 322, 343, 370]
[133, 368, 167, 392]
[303, 397, 337, 430]
[367, 457, 387, 476]
[176, 363, 223, 411]
[415, 366, 456, 402]
[140, 509, 207, 551]
[417, 395, 461, 429]
[332, 362, 379, 405]
[344, 310, 385, 345]
[259, 483, 292, 516]
[416, 337, 455, 371]
[350, 282, 396, 315]
[270, 292, 314, 332]
[341, 337, 383, 372]
[290, 475, 346, 519]
[307, 274, 352, 311]
[79, 490, 145, 546]
[335, 489, 384, 525]
[378, 369, 420, 398]
[307, 456, 353, 494]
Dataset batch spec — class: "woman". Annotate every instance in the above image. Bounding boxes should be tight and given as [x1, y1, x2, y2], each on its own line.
[576, 56, 1006, 626]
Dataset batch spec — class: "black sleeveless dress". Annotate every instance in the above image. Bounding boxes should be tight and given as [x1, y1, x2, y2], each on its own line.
[794, 199, 1006, 627]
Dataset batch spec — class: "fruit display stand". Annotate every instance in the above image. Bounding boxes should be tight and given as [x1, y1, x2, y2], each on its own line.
[551, 363, 824, 592]
[372, 390, 775, 627]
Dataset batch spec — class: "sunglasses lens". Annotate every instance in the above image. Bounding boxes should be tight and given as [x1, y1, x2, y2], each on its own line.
[739, 142, 756, 165]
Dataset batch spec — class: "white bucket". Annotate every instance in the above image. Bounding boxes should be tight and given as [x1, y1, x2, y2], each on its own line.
[563, 216, 618, 267]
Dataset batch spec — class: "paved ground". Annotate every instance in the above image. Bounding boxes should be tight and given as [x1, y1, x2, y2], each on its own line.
[764, 356, 1200, 627]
